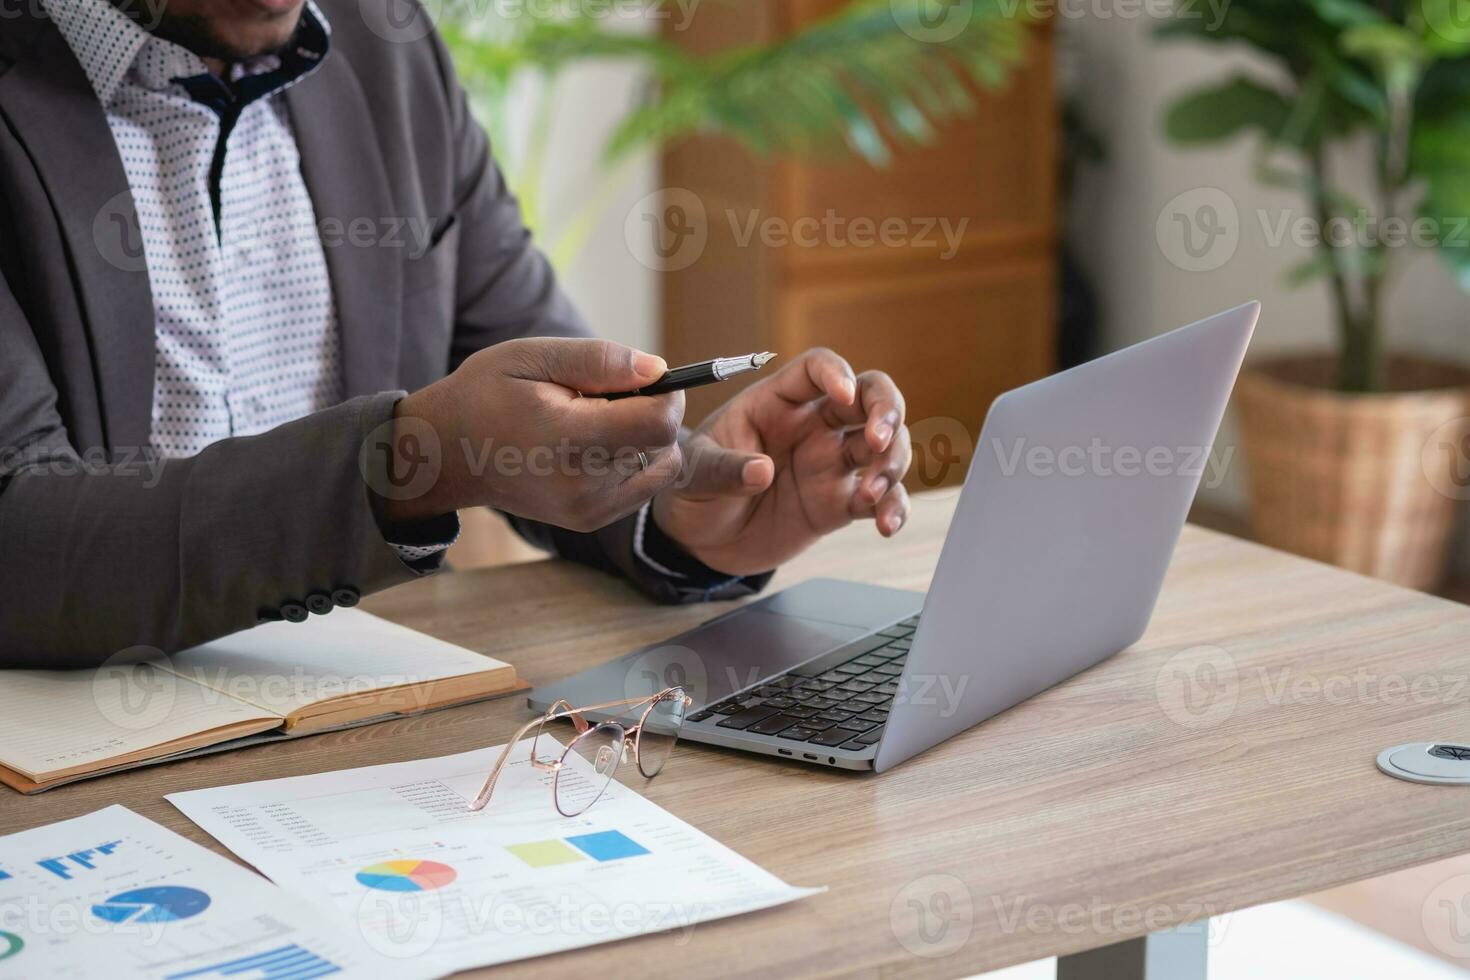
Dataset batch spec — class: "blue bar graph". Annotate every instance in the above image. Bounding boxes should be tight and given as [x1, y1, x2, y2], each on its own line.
[164, 943, 342, 979]
[37, 840, 122, 880]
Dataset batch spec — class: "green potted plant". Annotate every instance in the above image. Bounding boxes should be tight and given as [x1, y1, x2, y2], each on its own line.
[1159, 0, 1470, 590]
[437, 0, 1034, 266]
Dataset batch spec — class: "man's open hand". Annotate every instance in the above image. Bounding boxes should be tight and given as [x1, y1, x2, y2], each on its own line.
[652, 348, 912, 576]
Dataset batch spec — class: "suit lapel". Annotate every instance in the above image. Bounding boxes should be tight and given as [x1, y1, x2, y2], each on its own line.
[285, 48, 403, 398]
[0, 22, 156, 453]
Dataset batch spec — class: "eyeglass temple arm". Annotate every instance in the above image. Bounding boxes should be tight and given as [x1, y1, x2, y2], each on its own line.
[467, 700, 590, 812]
[468, 715, 543, 811]
[465, 692, 687, 811]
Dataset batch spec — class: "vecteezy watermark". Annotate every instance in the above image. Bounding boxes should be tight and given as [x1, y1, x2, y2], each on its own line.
[356, 887, 445, 960]
[355, 888, 710, 958]
[90, 649, 456, 734]
[0, 895, 173, 948]
[1425, 0, 1470, 46]
[473, 0, 703, 27]
[624, 188, 971, 271]
[625, 188, 709, 273]
[191, 666, 451, 711]
[358, 0, 441, 45]
[988, 437, 1235, 490]
[622, 645, 708, 704]
[996, 0, 1230, 29]
[1155, 645, 1240, 731]
[907, 416, 975, 501]
[1156, 187, 1241, 274]
[1157, 648, 1470, 731]
[91, 648, 176, 733]
[0, 444, 171, 488]
[93, 190, 149, 274]
[1255, 667, 1470, 710]
[891, 874, 974, 958]
[726, 209, 969, 261]
[360, 424, 721, 503]
[1423, 417, 1470, 503]
[989, 895, 1231, 944]
[360, 0, 706, 45]
[1424, 873, 1470, 961]
[892, 673, 971, 719]
[93, 195, 445, 272]
[1256, 210, 1470, 253]
[360, 416, 445, 503]
[2, 0, 167, 28]
[1157, 187, 1470, 273]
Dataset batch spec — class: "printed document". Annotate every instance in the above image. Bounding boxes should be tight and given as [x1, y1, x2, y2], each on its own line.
[0, 805, 422, 978]
[167, 739, 820, 973]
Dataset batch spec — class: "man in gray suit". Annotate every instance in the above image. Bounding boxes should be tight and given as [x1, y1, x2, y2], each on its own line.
[0, 0, 913, 668]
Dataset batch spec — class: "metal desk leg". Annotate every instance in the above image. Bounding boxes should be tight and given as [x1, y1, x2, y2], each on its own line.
[1055, 922, 1209, 980]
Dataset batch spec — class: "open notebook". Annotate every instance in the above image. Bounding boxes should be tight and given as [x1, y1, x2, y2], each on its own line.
[0, 610, 524, 794]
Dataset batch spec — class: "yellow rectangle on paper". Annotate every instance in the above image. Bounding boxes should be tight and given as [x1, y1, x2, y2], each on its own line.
[506, 839, 584, 869]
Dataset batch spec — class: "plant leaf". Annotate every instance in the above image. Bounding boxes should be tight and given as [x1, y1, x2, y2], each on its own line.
[1412, 110, 1470, 290]
[600, 0, 1031, 163]
[1163, 76, 1295, 145]
[1301, 0, 1385, 28]
[1341, 22, 1429, 91]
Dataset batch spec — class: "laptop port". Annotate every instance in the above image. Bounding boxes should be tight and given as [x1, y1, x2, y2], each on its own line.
[803, 753, 818, 761]
[777, 749, 792, 756]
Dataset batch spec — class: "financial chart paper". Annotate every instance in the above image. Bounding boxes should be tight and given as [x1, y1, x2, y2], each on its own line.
[0, 805, 416, 979]
[167, 739, 821, 973]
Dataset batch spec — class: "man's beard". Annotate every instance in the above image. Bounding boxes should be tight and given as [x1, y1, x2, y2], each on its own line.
[142, 8, 302, 63]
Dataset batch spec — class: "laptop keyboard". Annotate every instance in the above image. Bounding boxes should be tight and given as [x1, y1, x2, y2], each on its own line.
[686, 615, 920, 753]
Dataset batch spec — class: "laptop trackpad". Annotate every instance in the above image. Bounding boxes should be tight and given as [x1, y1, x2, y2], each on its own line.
[534, 610, 865, 710]
[531, 579, 923, 711]
[655, 610, 864, 706]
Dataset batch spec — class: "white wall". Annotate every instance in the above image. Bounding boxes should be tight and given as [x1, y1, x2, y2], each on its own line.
[1060, 11, 1470, 511]
[536, 67, 659, 356]
[487, 14, 658, 356]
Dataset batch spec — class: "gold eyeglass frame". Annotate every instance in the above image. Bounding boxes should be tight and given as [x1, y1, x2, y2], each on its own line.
[467, 687, 692, 816]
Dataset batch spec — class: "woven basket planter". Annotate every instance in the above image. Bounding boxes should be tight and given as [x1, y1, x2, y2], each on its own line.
[1236, 355, 1470, 591]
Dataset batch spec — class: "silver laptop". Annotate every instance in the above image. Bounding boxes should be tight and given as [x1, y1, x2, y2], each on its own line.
[531, 302, 1259, 772]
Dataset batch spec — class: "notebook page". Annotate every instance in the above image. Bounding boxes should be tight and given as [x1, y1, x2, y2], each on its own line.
[0, 664, 281, 780]
[159, 609, 511, 719]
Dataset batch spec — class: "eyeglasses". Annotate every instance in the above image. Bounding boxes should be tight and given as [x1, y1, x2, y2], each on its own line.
[467, 687, 692, 817]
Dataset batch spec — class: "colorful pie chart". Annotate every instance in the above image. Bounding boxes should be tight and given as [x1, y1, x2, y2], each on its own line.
[355, 859, 457, 892]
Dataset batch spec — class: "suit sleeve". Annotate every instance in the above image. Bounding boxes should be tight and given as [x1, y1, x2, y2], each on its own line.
[426, 30, 772, 605]
[0, 271, 429, 669]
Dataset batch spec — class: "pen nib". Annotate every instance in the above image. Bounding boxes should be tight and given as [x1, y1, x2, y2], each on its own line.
[752, 352, 777, 368]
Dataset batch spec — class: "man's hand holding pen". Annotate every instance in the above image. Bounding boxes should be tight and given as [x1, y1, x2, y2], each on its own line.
[388, 338, 912, 569]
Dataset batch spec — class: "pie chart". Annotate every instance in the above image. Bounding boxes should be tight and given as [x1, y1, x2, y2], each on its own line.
[91, 886, 211, 924]
[355, 859, 457, 892]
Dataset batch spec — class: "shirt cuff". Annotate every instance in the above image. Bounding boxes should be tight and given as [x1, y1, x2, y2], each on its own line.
[383, 511, 461, 573]
[632, 502, 766, 601]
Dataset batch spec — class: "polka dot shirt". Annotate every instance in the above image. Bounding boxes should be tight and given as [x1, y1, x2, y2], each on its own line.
[45, 0, 452, 564]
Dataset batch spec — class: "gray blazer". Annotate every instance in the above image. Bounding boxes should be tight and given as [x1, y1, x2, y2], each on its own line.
[0, 0, 741, 669]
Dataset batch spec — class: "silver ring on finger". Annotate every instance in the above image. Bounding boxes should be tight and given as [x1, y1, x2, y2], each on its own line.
[637, 451, 650, 471]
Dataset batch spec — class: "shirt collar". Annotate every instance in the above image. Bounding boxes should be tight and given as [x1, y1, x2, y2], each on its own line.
[41, 0, 332, 107]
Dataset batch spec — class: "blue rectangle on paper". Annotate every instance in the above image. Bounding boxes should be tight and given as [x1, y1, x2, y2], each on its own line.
[565, 830, 650, 863]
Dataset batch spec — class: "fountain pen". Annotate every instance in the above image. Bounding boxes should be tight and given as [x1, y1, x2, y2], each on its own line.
[602, 352, 777, 400]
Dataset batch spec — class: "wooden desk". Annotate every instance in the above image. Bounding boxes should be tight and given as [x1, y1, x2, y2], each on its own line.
[6, 494, 1470, 977]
